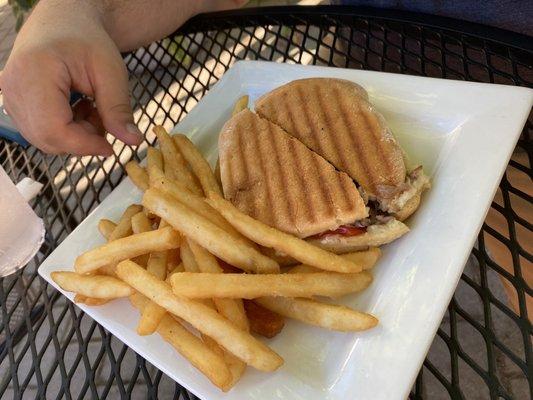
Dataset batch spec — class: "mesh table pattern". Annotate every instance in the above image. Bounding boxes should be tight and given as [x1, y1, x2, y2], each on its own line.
[0, 6, 531, 400]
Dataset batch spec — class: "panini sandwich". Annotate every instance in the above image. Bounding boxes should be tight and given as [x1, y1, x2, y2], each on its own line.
[218, 79, 425, 255]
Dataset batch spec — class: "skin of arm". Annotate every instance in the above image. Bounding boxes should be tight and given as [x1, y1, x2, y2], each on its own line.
[0, 0, 246, 155]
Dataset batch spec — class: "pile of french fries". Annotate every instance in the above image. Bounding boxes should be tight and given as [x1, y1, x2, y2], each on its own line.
[50, 97, 380, 391]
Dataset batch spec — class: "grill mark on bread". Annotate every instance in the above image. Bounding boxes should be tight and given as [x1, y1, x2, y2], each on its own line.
[284, 91, 307, 148]
[295, 85, 323, 155]
[288, 137, 315, 225]
[359, 105, 394, 183]
[333, 87, 374, 186]
[314, 84, 353, 173]
[224, 141, 233, 198]
[310, 148, 336, 221]
[250, 114, 278, 223]
[341, 173, 360, 214]
[235, 118, 256, 217]
[334, 168, 354, 214]
[265, 117, 298, 229]
[280, 92, 297, 135]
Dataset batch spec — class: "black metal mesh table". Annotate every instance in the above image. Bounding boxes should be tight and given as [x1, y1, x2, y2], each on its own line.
[0, 6, 531, 399]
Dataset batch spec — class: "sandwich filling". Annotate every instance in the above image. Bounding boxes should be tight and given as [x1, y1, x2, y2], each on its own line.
[312, 166, 430, 240]
[376, 166, 430, 214]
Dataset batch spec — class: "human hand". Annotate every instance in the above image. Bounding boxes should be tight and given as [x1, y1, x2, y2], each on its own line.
[0, 0, 249, 156]
[0, 1, 142, 156]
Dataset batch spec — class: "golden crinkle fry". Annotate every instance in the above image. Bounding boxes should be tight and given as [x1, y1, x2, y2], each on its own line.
[51, 98, 379, 391]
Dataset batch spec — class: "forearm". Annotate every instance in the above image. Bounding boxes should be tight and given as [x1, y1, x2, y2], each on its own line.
[99, 0, 248, 50]
[98, 0, 202, 51]
[26, 0, 202, 52]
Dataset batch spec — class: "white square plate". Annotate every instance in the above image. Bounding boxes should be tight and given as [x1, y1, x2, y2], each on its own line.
[38, 61, 532, 400]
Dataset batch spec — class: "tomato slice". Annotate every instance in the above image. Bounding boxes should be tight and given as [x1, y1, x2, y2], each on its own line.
[310, 225, 367, 239]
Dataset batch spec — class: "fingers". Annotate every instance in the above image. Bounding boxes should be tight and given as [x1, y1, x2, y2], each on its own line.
[61, 120, 113, 156]
[2, 73, 113, 156]
[91, 46, 142, 146]
[73, 98, 106, 136]
[1, 38, 141, 156]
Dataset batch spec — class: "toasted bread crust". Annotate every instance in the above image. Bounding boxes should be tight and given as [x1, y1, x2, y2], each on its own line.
[255, 78, 406, 200]
[219, 109, 368, 238]
[307, 219, 409, 254]
[394, 193, 421, 221]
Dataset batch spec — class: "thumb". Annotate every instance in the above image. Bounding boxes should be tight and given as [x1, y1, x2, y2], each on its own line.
[92, 49, 142, 146]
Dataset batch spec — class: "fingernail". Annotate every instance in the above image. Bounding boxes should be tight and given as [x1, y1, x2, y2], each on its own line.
[126, 123, 143, 143]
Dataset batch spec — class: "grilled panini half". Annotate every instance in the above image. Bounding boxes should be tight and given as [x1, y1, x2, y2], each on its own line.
[219, 109, 368, 238]
[255, 78, 429, 215]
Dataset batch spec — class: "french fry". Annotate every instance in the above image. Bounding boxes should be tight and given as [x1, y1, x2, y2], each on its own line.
[288, 264, 324, 274]
[189, 296, 238, 386]
[147, 147, 164, 182]
[108, 204, 143, 241]
[98, 264, 118, 277]
[143, 188, 279, 274]
[137, 297, 167, 336]
[232, 95, 249, 116]
[170, 271, 372, 299]
[222, 351, 246, 391]
[290, 248, 381, 273]
[147, 251, 168, 281]
[243, 300, 285, 339]
[166, 248, 182, 272]
[153, 125, 202, 194]
[170, 261, 185, 275]
[97, 205, 144, 276]
[196, 293, 246, 390]
[343, 247, 381, 267]
[187, 240, 223, 274]
[131, 211, 153, 234]
[180, 241, 199, 272]
[201, 334, 225, 357]
[207, 193, 363, 273]
[98, 219, 116, 241]
[117, 260, 283, 372]
[75, 226, 181, 274]
[137, 247, 169, 335]
[188, 239, 249, 332]
[150, 174, 249, 245]
[173, 134, 222, 196]
[74, 294, 111, 306]
[256, 297, 378, 332]
[147, 160, 165, 185]
[125, 160, 149, 191]
[214, 158, 221, 187]
[51, 271, 134, 298]
[130, 292, 232, 389]
[143, 207, 158, 220]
